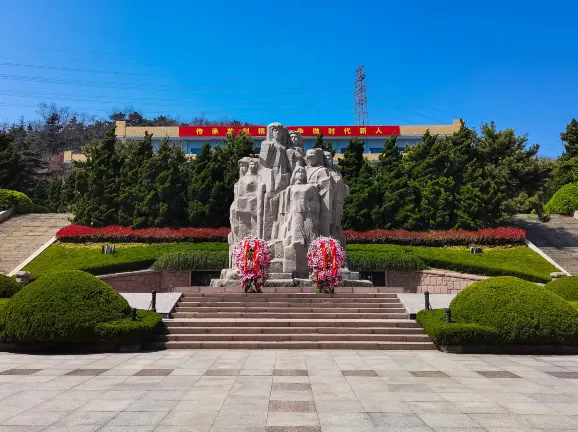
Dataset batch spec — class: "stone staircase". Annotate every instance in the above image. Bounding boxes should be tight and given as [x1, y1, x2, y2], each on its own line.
[148, 288, 435, 350]
[514, 214, 578, 275]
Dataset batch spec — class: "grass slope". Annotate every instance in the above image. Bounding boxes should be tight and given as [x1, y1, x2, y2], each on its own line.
[24, 242, 228, 280]
[347, 244, 557, 283]
[25, 242, 556, 283]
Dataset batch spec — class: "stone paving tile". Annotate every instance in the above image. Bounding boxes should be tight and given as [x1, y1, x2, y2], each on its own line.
[204, 369, 240, 376]
[269, 400, 316, 412]
[367, 413, 427, 428]
[266, 412, 319, 427]
[547, 371, 578, 379]
[265, 428, 321, 432]
[274, 369, 308, 376]
[0, 369, 42, 375]
[65, 369, 108, 376]
[341, 370, 379, 377]
[475, 370, 521, 378]
[410, 371, 449, 378]
[108, 410, 169, 426]
[133, 369, 173, 376]
[417, 413, 480, 428]
[272, 383, 312, 391]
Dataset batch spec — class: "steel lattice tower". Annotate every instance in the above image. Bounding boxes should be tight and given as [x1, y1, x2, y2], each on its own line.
[354, 65, 369, 126]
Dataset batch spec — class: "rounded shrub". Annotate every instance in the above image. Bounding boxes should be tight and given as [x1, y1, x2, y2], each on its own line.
[450, 276, 578, 345]
[0, 270, 130, 344]
[0, 189, 32, 212]
[546, 276, 578, 301]
[544, 183, 578, 215]
[0, 275, 21, 298]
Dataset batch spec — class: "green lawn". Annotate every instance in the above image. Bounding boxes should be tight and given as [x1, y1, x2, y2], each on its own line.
[24, 242, 228, 280]
[25, 241, 557, 284]
[347, 244, 557, 283]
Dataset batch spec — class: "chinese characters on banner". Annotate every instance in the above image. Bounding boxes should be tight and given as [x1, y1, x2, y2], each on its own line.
[178, 126, 401, 137]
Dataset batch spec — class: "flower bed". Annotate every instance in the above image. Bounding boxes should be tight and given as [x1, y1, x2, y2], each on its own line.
[344, 227, 525, 246]
[57, 225, 526, 246]
[57, 225, 230, 243]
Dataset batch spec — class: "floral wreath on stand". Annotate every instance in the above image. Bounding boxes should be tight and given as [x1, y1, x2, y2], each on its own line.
[307, 236, 346, 294]
[233, 235, 271, 293]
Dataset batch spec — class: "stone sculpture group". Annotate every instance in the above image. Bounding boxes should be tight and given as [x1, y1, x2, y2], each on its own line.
[213, 122, 372, 287]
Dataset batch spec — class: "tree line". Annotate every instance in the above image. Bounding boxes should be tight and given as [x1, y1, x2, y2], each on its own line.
[1, 105, 576, 230]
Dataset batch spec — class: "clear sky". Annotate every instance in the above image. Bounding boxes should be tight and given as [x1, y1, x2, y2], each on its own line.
[1, 0, 577, 157]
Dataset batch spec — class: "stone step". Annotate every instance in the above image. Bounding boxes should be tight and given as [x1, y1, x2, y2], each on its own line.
[147, 340, 436, 350]
[270, 259, 284, 273]
[158, 333, 431, 342]
[178, 297, 402, 304]
[268, 273, 293, 279]
[173, 306, 406, 313]
[164, 319, 422, 328]
[177, 301, 403, 308]
[160, 326, 426, 334]
[263, 279, 296, 287]
[180, 292, 400, 298]
[169, 312, 409, 319]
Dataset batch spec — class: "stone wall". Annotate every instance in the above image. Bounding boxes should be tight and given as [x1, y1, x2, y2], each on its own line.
[383, 269, 486, 294]
[98, 269, 190, 293]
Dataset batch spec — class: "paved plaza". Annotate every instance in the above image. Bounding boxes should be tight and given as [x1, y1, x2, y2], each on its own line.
[0, 351, 577, 431]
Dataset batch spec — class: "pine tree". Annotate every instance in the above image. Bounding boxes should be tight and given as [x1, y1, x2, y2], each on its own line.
[71, 128, 120, 226]
[313, 133, 336, 156]
[0, 131, 46, 195]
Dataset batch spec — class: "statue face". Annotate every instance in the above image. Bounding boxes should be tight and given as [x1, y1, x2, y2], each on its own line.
[290, 134, 298, 146]
[272, 127, 282, 142]
[323, 151, 333, 167]
[305, 149, 319, 167]
[240, 165, 248, 177]
[248, 160, 258, 174]
[295, 167, 306, 184]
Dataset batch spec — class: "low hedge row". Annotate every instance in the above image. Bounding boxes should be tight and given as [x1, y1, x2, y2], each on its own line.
[544, 183, 578, 215]
[347, 250, 427, 272]
[347, 244, 556, 283]
[418, 277, 578, 348]
[95, 311, 162, 346]
[152, 249, 228, 271]
[0, 270, 161, 347]
[546, 276, 578, 301]
[24, 242, 229, 280]
[0, 189, 32, 212]
[0, 275, 21, 298]
[416, 309, 500, 346]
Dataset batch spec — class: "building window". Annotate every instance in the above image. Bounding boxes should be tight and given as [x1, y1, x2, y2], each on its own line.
[189, 148, 201, 154]
[369, 148, 382, 154]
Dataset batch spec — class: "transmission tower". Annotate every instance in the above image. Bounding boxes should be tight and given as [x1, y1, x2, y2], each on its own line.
[354, 65, 369, 126]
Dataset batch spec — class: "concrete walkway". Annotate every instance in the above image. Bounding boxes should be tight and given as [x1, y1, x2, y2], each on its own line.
[0, 350, 578, 431]
[0, 213, 70, 275]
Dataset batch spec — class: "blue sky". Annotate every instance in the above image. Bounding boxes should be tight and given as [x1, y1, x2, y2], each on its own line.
[1, 0, 577, 157]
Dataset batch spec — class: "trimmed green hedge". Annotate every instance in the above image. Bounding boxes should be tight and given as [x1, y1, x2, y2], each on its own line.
[347, 250, 427, 272]
[0, 270, 130, 344]
[0, 189, 32, 212]
[546, 276, 578, 301]
[545, 183, 578, 215]
[450, 276, 578, 345]
[24, 242, 229, 280]
[416, 309, 500, 346]
[347, 244, 556, 283]
[152, 249, 228, 271]
[95, 310, 162, 345]
[0, 275, 21, 298]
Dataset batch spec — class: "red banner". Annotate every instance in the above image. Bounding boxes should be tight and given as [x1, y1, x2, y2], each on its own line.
[178, 125, 400, 138]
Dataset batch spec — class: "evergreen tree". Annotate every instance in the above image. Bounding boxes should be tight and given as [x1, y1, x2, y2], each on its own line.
[549, 119, 578, 194]
[0, 131, 45, 195]
[313, 133, 336, 156]
[71, 128, 120, 226]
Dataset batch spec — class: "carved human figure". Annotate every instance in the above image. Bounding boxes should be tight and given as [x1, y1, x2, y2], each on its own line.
[259, 122, 289, 193]
[286, 130, 305, 172]
[305, 148, 333, 237]
[282, 166, 320, 275]
[323, 151, 349, 246]
[232, 158, 263, 243]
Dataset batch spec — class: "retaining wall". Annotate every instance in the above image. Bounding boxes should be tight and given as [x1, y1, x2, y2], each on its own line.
[381, 269, 486, 293]
[98, 269, 190, 293]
